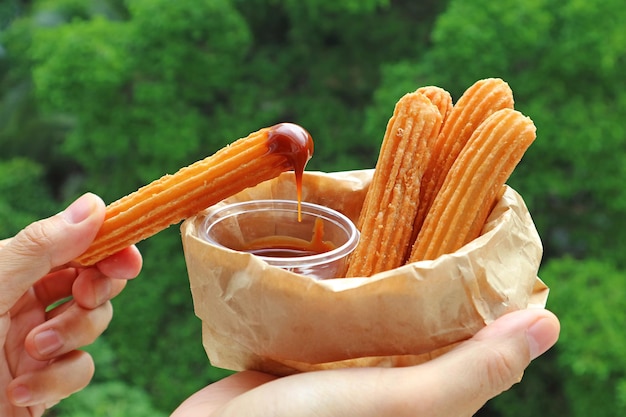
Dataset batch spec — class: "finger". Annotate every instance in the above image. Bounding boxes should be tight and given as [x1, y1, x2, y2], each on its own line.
[45, 299, 75, 320]
[212, 309, 559, 417]
[96, 245, 143, 280]
[25, 301, 113, 361]
[33, 262, 133, 311]
[0, 193, 105, 314]
[378, 309, 561, 417]
[171, 371, 278, 417]
[72, 268, 128, 309]
[32, 268, 79, 307]
[7, 350, 95, 408]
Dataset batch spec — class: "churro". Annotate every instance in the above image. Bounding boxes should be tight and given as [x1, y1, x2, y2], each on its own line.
[75, 123, 314, 266]
[344, 92, 442, 277]
[410, 78, 514, 243]
[415, 86, 453, 128]
[408, 108, 536, 262]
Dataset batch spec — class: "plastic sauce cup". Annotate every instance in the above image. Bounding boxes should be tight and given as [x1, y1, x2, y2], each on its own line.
[200, 200, 359, 279]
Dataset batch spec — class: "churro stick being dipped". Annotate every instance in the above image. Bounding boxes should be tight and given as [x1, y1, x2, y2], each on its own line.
[75, 123, 314, 266]
[410, 79, 514, 245]
[344, 92, 442, 277]
[408, 108, 536, 262]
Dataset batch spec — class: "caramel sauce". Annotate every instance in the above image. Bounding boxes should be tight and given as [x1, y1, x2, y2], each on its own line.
[267, 123, 314, 221]
[243, 217, 335, 258]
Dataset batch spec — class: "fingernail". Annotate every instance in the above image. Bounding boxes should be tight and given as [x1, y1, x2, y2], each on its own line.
[11, 385, 31, 406]
[34, 329, 63, 356]
[62, 193, 95, 224]
[526, 318, 556, 360]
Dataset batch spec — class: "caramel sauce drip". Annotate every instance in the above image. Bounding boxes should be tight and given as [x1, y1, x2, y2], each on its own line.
[243, 217, 335, 257]
[267, 123, 314, 221]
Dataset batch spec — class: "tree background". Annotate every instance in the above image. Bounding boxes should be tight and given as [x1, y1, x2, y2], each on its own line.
[1, 0, 625, 415]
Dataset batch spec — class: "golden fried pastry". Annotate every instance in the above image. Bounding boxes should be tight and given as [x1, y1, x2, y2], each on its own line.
[344, 92, 442, 277]
[407, 108, 536, 262]
[410, 78, 514, 245]
[415, 85, 453, 128]
[75, 123, 314, 266]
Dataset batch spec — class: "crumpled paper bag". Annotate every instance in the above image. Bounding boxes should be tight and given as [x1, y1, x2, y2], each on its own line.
[181, 169, 549, 376]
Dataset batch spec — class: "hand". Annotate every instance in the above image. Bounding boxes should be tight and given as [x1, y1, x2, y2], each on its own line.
[171, 308, 559, 417]
[1, 193, 142, 417]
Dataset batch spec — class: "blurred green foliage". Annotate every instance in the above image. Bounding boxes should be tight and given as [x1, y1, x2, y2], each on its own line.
[0, 158, 57, 236]
[49, 382, 168, 417]
[1, 0, 625, 415]
[492, 257, 626, 417]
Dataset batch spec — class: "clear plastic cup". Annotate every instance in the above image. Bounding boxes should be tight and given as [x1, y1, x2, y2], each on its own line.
[200, 200, 359, 279]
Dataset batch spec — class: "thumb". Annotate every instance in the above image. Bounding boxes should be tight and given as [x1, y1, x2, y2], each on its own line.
[0, 193, 105, 313]
[395, 308, 560, 416]
[210, 309, 559, 417]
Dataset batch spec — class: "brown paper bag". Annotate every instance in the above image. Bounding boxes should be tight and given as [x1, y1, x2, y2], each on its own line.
[181, 170, 548, 376]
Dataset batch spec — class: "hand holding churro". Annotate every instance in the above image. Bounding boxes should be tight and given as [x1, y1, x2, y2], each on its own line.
[75, 123, 314, 266]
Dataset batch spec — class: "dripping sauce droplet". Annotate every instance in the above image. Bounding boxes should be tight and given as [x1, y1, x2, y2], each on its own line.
[266, 123, 314, 221]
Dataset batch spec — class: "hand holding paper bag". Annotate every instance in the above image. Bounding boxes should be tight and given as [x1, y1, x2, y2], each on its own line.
[171, 284, 558, 417]
[181, 169, 549, 375]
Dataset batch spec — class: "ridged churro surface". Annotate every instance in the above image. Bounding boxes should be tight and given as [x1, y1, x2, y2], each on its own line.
[411, 79, 514, 241]
[408, 108, 536, 262]
[415, 86, 453, 127]
[344, 92, 442, 277]
[75, 123, 314, 266]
